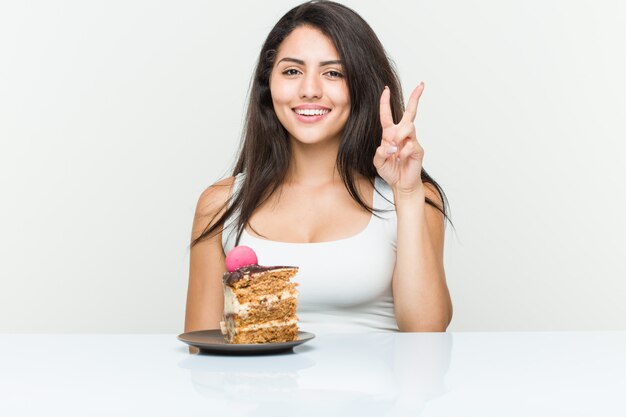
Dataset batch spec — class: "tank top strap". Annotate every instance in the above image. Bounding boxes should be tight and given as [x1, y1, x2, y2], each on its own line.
[232, 172, 245, 195]
[372, 176, 397, 250]
[222, 173, 246, 252]
[373, 176, 395, 210]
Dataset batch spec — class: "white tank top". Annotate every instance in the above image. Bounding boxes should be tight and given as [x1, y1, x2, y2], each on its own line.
[222, 173, 399, 333]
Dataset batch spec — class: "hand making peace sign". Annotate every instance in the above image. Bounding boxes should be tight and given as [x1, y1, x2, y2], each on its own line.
[373, 82, 425, 196]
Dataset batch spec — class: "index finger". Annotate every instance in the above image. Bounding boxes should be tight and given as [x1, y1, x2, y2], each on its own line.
[402, 82, 425, 123]
[379, 86, 394, 128]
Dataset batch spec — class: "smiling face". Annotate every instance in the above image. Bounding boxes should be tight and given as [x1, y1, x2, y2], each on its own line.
[269, 25, 350, 147]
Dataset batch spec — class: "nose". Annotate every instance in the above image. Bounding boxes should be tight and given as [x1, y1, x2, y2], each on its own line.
[299, 72, 322, 99]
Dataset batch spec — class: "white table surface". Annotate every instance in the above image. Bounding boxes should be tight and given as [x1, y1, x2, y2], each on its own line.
[1, 332, 625, 416]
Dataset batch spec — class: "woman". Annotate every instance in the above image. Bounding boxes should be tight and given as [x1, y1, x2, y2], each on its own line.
[185, 0, 452, 334]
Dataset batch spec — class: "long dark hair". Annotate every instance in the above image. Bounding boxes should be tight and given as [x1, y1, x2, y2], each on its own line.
[191, 0, 451, 248]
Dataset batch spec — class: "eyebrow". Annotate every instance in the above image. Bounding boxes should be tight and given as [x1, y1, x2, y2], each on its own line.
[277, 57, 343, 66]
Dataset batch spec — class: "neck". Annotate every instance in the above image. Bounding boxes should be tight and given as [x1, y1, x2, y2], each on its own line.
[286, 137, 341, 187]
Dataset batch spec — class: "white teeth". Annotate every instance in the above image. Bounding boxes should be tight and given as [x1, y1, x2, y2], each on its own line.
[294, 109, 330, 116]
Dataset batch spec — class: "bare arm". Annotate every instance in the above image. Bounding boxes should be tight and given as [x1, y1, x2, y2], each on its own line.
[184, 177, 234, 335]
[392, 184, 452, 331]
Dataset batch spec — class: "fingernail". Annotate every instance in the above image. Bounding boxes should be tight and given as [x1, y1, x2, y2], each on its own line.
[384, 85, 389, 91]
[386, 146, 398, 154]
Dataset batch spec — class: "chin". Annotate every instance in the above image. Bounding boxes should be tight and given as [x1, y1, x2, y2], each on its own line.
[287, 125, 342, 144]
[290, 134, 338, 146]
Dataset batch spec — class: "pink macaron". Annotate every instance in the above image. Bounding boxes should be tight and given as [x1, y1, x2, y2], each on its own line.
[225, 245, 259, 272]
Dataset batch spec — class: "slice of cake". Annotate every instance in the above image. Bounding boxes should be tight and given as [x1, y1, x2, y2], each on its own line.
[220, 246, 299, 344]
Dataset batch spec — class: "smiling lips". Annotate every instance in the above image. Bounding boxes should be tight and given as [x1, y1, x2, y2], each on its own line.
[292, 105, 331, 123]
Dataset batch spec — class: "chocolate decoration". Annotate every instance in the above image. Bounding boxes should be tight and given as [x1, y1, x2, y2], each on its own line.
[222, 264, 298, 285]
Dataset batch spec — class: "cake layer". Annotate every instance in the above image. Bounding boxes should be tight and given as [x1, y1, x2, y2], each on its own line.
[221, 316, 299, 344]
[224, 285, 298, 317]
[225, 295, 298, 326]
[228, 323, 299, 344]
[231, 280, 298, 304]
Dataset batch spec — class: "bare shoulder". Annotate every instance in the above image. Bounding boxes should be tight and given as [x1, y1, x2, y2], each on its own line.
[192, 176, 236, 241]
[196, 176, 236, 217]
[423, 182, 444, 211]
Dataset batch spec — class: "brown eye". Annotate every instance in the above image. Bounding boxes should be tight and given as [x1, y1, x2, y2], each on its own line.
[326, 70, 344, 78]
[283, 69, 301, 76]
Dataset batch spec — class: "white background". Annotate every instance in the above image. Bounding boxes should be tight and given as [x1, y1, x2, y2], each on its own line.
[1, 0, 624, 332]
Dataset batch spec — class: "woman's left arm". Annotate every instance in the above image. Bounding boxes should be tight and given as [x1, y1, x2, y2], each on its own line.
[393, 184, 452, 331]
[374, 82, 453, 332]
